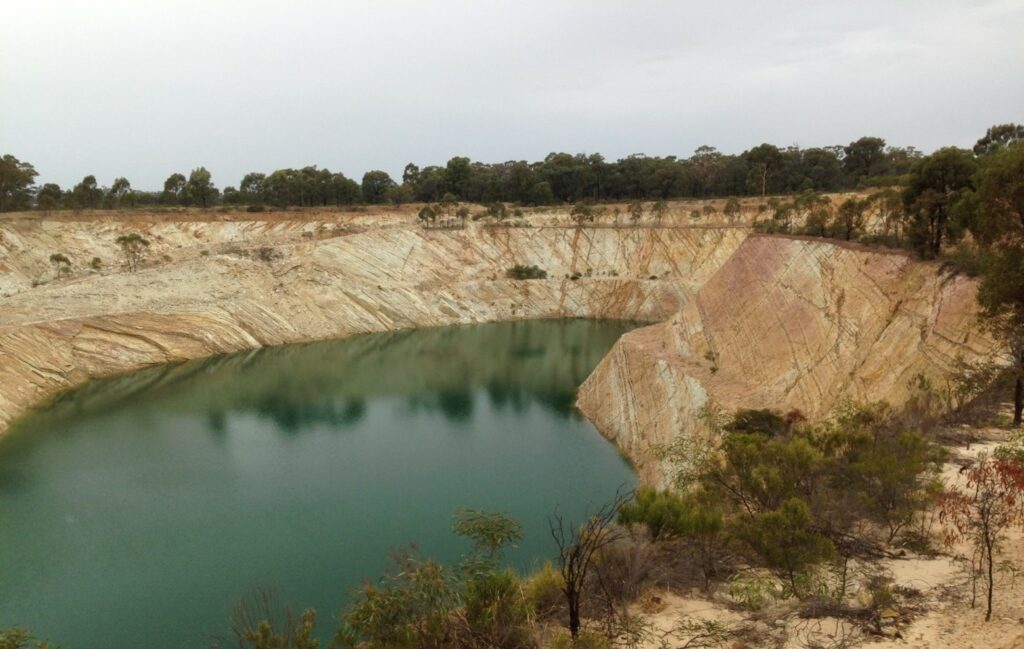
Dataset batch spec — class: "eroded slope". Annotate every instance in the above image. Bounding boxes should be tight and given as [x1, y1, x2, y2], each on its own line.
[577, 235, 1002, 484]
[0, 222, 746, 432]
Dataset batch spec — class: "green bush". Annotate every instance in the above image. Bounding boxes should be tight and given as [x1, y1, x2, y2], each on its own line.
[506, 264, 547, 280]
[524, 562, 565, 621]
[463, 570, 532, 648]
[0, 628, 60, 649]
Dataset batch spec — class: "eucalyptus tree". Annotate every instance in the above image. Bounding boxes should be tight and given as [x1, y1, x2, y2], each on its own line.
[902, 147, 977, 258]
[185, 167, 217, 208]
[360, 170, 395, 204]
[71, 175, 102, 209]
[973, 123, 1024, 156]
[49, 253, 71, 279]
[110, 177, 132, 208]
[163, 172, 187, 205]
[842, 136, 887, 186]
[0, 154, 37, 211]
[239, 172, 267, 204]
[35, 183, 63, 210]
[115, 233, 150, 272]
[743, 143, 784, 196]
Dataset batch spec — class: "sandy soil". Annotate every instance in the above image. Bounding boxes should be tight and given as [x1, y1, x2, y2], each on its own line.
[625, 439, 1024, 649]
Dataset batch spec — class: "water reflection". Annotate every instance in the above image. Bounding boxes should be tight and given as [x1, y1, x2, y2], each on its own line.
[12, 319, 637, 438]
[0, 319, 640, 649]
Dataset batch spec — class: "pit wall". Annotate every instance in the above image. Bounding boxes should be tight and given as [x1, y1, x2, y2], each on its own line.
[0, 224, 746, 433]
[576, 235, 1002, 485]
[0, 221, 1000, 486]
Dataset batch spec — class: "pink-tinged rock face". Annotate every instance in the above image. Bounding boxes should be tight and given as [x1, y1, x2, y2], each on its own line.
[578, 236, 1003, 486]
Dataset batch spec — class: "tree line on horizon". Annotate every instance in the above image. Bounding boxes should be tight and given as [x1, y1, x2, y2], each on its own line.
[0, 134, 961, 214]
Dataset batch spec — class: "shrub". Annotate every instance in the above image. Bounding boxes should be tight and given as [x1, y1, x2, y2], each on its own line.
[246, 204, 266, 213]
[524, 562, 565, 621]
[0, 628, 59, 649]
[550, 629, 611, 649]
[588, 534, 660, 607]
[506, 264, 547, 280]
[90, 257, 102, 270]
[336, 549, 457, 649]
[462, 570, 532, 647]
[732, 498, 835, 598]
[618, 488, 725, 588]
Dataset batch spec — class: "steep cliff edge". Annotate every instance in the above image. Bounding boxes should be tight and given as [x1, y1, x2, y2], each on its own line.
[577, 235, 1002, 485]
[0, 222, 746, 432]
[1, 217, 1001, 485]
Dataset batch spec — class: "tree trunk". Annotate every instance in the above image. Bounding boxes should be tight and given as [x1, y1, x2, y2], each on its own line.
[568, 590, 581, 639]
[1014, 373, 1022, 428]
[986, 533, 995, 622]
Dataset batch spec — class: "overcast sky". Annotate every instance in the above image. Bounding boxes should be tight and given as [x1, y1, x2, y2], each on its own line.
[2, 0, 1022, 190]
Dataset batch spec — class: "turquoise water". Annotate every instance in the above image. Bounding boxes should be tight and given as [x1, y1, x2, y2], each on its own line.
[0, 320, 637, 648]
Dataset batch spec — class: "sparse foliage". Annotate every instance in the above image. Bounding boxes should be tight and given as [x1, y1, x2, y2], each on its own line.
[115, 232, 150, 272]
[940, 452, 1024, 621]
[548, 488, 631, 639]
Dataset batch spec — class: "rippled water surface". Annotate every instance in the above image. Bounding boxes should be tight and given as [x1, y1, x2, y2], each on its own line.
[0, 320, 637, 648]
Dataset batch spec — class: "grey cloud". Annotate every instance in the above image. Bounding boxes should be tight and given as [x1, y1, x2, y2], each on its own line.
[1, 0, 1021, 189]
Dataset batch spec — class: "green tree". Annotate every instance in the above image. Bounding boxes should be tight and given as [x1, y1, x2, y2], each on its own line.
[570, 202, 596, 226]
[978, 245, 1024, 427]
[240, 172, 267, 204]
[35, 183, 63, 211]
[442, 156, 472, 198]
[48, 253, 71, 279]
[0, 154, 38, 211]
[417, 205, 436, 227]
[525, 181, 554, 206]
[842, 136, 887, 186]
[330, 173, 361, 205]
[402, 163, 420, 187]
[973, 123, 1024, 156]
[185, 167, 217, 208]
[385, 184, 414, 206]
[110, 177, 132, 208]
[618, 488, 725, 588]
[70, 175, 102, 209]
[835, 197, 868, 240]
[743, 143, 783, 196]
[455, 205, 469, 227]
[869, 188, 906, 243]
[903, 147, 977, 257]
[627, 201, 644, 224]
[838, 427, 943, 542]
[967, 142, 1024, 245]
[221, 186, 241, 204]
[651, 200, 669, 223]
[338, 510, 524, 649]
[361, 170, 396, 204]
[733, 498, 834, 597]
[115, 233, 150, 272]
[723, 198, 742, 223]
[451, 509, 522, 578]
[163, 172, 187, 205]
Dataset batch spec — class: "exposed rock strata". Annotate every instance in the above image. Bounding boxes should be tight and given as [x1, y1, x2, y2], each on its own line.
[577, 235, 1002, 485]
[0, 217, 1001, 486]
[0, 222, 745, 433]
